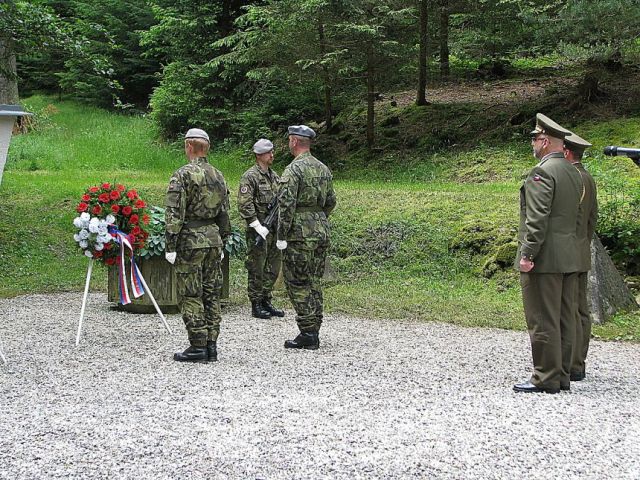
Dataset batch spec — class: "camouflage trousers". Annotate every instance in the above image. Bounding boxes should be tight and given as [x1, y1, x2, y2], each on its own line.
[175, 247, 223, 346]
[245, 228, 282, 302]
[282, 240, 328, 333]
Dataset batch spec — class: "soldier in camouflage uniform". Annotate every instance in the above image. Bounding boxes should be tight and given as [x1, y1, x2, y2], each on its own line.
[277, 125, 337, 350]
[238, 138, 285, 319]
[164, 128, 231, 363]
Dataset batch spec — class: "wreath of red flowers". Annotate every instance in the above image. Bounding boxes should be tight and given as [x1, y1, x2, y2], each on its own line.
[75, 183, 151, 265]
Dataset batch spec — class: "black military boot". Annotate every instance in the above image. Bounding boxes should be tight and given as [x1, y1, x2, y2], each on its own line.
[173, 345, 208, 363]
[284, 331, 319, 350]
[262, 299, 285, 317]
[207, 341, 218, 362]
[251, 300, 271, 319]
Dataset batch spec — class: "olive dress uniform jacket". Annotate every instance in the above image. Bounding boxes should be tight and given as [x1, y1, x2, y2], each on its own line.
[515, 152, 584, 272]
[573, 162, 598, 272]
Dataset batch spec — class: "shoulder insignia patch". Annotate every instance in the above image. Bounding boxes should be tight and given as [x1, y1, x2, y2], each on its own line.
[240, 185, 249, 194]
[533, 175, 541, 182]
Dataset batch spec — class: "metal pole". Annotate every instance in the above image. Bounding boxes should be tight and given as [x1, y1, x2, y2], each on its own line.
[76, 258, 94, 346]
[137, 273, 172, 335]
[0, 338, 7, 364]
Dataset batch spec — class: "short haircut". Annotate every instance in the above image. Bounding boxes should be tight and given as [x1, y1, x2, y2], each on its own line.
[292, 135, 311, 147]
[186, 138, 210, 155]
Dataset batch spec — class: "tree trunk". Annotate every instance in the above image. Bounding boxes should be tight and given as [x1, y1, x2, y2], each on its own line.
[366, 46, 375, 149]
[318, 21, 333, 131]
[588, 235, 639, 324]
[0, 35, 19, 104]
[416, 0, 429, 105]
[439, 0, 450, 79]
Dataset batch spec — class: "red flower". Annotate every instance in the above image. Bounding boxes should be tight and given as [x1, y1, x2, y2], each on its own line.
[81, 194, 91, 202]
[129, 214, 139, 225]
[101, 183, 111, 189]
[98, 193, 110, 203]
[122, 206, 132, 216]
[89, 186, 100, 193]
[92, 205, 102, 215]
[93, 251, 103, 258]
[110, 190, 121, 200]
[132, 226, 141, 235]
[126, 190, 138, 200]
[135, 199, 146, 209]
[111, 204, 120, 214]
[127, 234, 136, 244]
[116, 184, 126, 192]
[105, 257, 116, 266]
[104, 243, 113, 250]
[77, 202, 88, 212]
[142, 214, 150, 225]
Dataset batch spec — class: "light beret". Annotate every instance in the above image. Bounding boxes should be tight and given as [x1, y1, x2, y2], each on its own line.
[185, 128, 210, 142]
[252, 138, 274, 154]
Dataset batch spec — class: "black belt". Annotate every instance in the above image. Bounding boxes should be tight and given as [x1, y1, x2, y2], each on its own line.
[185, 218, 216, 228]
[295, 206, 323, 213]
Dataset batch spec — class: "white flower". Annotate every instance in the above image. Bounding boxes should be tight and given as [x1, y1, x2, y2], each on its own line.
[80, 212, 90, 222]
[98, 234, 112, 244]
[105, 214, 116, 224]
[73, 233, 81, 242]
[98, 226, 108, 236]
[79, 240, 89, 248]
[73, 217, 84, 228]
[78, 229, 90, 240]
[88, 223, 100, 234]
[84, 250, 93, 258]
[95, 243, 104, 251]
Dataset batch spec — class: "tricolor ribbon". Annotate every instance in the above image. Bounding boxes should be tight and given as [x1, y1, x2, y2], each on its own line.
[108, 226, 145, 305]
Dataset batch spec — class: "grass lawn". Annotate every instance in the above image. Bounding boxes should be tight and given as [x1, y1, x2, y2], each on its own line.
[1, 95, 638, 341]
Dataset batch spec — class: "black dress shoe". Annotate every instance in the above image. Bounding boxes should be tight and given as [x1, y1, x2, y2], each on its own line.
[207, 341, 217, 362]
[173, 345, 208, 363]
[560, 384, 570, 391]
[262, 299, 285, 317]
[570, 371, 586, 381]
[513, 381, 560, 394]
[251, 300, 271, 319]
[284, 332, 319, 350]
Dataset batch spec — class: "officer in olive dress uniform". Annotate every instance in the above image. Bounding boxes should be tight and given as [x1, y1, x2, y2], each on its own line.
[514, 114, 584, 393]
[165, 128, 231, 363]
[238, 139, 285, 319]
[277, 125, 337, 350]
[563, 132, 598, 382]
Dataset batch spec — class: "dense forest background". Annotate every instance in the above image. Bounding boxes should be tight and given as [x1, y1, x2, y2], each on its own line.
[2, 0, 640, 145]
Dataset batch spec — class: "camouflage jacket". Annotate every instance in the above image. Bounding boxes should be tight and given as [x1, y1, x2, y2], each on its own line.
[237, 164, 280, 225]
[165, 157, 231, 252]
[277, 151, 337, 242]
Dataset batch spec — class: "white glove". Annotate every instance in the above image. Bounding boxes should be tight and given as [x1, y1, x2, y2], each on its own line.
[249, 220, 269, 240]
[165, 252, 177, 264]
[221, 250, 225, 260]
[276, 240, 287, 250]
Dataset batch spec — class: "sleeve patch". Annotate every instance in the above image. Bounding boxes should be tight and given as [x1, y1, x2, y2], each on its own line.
[533, 175, 541, 182]
[240, 185, 249, 194]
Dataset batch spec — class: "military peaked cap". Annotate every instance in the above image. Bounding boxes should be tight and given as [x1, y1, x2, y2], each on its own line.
[288, 125, 316, 139]
[253, 138, 274, 154]
[530, 113, 571, 140]
[564, 132, 592, 154]
[185, 128, 210, 142]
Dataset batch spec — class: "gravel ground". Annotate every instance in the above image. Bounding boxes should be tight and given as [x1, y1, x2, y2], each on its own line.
[1, 292, 639, 479]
